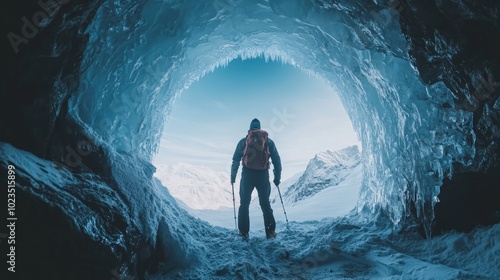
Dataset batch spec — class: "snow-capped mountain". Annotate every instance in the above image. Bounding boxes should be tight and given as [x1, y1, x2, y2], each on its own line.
[283, 145, 361, 204]
[268, 171, 303, 205]
[154, 163, 233, 210]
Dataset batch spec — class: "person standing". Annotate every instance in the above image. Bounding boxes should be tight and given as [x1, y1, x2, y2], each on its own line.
[231, 118, 282, 239]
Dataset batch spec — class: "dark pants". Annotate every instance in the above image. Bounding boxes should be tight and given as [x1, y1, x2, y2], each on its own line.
[238, 168, 276, 235]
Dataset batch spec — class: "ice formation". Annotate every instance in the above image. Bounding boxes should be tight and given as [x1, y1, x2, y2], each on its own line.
[69, 0, 476, 237]
[2, 0, 500, 278]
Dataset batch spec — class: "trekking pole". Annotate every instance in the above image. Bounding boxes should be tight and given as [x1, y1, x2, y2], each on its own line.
[275, 184, 289, 223]
[231, 183, 237, 230]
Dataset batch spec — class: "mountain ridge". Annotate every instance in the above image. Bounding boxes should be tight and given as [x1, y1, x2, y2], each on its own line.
[282, 145, 361, 204]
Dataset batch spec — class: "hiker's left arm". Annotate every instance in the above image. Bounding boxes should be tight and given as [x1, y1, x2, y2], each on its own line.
[270, 141, 282, 183]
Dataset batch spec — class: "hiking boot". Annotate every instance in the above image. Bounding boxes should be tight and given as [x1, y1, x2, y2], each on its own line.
[266, 230, 276, 239]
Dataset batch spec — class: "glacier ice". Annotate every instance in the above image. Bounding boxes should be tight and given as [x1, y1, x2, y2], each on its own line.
[68, 0, 477, 237]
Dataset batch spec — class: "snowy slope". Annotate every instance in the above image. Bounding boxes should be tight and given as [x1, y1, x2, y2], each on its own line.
[277, 163, 363, 222]
[150, 151, 499, 280]
[153, 166, 500, 279]
[3, 142, 498, 280]
[283, 145, 361, 204]
[195, 162, 363, 230]
[180, 146, 363, 229]
[154, 163, 233, 210]
[268, 171, 302, 205]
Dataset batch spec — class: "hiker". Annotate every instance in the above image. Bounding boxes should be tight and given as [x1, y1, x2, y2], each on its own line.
[231, 118, 282, 239]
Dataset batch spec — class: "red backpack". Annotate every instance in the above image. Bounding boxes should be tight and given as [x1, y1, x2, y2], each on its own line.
[243, 129, 270, 170]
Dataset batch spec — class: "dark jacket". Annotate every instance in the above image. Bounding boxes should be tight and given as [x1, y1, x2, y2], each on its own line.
[231, 135, 282, 183]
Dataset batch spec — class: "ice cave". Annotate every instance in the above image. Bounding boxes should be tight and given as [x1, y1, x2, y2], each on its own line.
[1, 0, 499, 279]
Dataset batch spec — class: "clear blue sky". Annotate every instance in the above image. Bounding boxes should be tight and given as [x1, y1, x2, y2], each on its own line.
[153, 57, 360, 180]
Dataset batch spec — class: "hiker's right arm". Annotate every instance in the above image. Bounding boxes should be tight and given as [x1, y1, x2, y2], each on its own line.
[231, 139, 245, 184]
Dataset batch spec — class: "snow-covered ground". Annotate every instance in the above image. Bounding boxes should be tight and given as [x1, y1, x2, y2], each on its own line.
[150, 167, 500, 280]
[153, 167, 500, 279]
[153, 152, 499, 279]
[1, 142, 498, 279]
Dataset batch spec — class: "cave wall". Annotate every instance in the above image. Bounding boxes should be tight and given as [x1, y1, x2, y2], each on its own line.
[1, 0, 499, 278]
[0, 1, 165, 278]
[0, 0, 104, 159]
[398, 0, 500, 234]
[400, 0, 500, 171]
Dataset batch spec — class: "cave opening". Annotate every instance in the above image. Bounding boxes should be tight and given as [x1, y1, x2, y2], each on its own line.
[66, 0, 479, 239]
[151, 56, 361, 227]
[2, 0, 500, 279]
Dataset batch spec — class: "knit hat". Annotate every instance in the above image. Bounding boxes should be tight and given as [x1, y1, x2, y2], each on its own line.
[249, 118, 261, 130]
